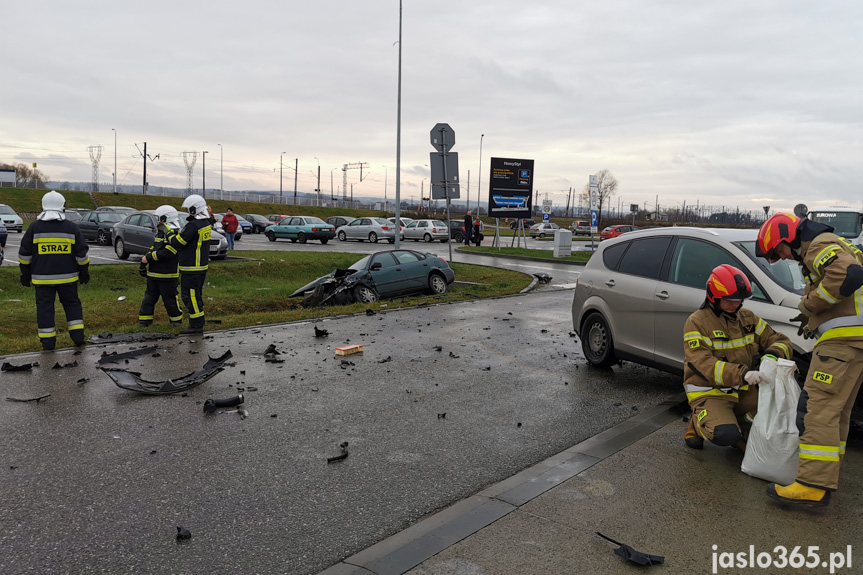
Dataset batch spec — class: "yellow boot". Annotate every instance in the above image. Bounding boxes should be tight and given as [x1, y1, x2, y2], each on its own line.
[766, 482, 831, 507]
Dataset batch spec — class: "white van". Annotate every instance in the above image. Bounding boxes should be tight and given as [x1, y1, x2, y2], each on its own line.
[806, 206, 863, 248]
[0, 204, 23, 232]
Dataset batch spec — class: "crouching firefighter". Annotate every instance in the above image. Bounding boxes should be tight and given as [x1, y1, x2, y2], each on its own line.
[18, 191, 90, 350]
[682, 264, 792, 452]
[138, 205, 183, 327]
[168, 194, 211, 335]
[757, 212, 863, 507]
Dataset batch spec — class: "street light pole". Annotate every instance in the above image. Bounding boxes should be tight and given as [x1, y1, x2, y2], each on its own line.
[294, 158, 298, 203]
[394, 0, 403, 250]
[202, 151, 208, 197]
[383, 165, 388, 210]
[314, 157, 321, 206]
[112, 128, 117, 194]
[280, 152, 285, 204]
[217, 143, 223, 200]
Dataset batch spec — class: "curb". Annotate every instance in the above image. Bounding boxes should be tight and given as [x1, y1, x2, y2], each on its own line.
[456, 248, 588, 267]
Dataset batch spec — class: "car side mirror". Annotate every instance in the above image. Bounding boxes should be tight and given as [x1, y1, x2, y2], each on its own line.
[370, 262, 382, 271]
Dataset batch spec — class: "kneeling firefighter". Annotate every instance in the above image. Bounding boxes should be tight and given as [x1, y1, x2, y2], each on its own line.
[682, 264, 792, 452]
[169, 194, 211, 335]
[138, 205, 183, 327]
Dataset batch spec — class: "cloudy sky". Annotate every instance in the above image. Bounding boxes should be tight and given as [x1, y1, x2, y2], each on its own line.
[2, 1, 860, 215]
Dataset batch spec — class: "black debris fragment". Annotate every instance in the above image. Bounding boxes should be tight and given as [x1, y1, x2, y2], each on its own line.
[448, 351, 460, 358]
[176, 526, 192, 541]
[517, 422, 522, 428]
[533, 272, 552, 283]
[101, 351, 233, 395]
[596, 532, 664, 566]
[2, 361, 38, 372]
[97, 346, 159, 365]
[365, 309, 376, 316]
[377, 356, 392, 364]
[246, 386, 258, 392]
[77, 377, 89, 384]
[240, 370, 246, 375]
[540, 329, 548, 334]
[264, 344, 280, 356]
[152, 353, 161, 358]
[314, 326, 329, 338]
[52, 361, 78, 370]
[6, 394, 51, 403]
[203, 394, 244, 414]
[265, 357, 285, 364]
[433, 346, 442, 352]
[270, 414, 278, 418]
[89, 332, 174, 344]
[327, 441, 349, 463]
[437, 413, 446, 420]
[483, 366, 491, 371]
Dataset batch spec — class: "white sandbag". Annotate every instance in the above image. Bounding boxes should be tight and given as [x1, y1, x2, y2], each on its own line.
[741, 357, 801, 484]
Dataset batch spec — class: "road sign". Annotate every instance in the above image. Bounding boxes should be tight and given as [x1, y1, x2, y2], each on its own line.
[541, 200, 552, 214]
[630, 204, 639, 213]
[487, 157, 534, 219]
[430, 123, 455, 152]
[430, 152, 460, 199]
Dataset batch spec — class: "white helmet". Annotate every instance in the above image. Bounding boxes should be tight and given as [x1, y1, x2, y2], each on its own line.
[181, 194, 208, 219]
[155, 205, 181, 229]
[38, 190, 66, 221]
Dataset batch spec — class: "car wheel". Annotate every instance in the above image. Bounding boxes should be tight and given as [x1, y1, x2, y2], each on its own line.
[297, 232, 307, 244]
[387, 238, 395, 244]
[580, 312, 617, 368]
[320, 238, 329, 245]
[97, 229, 109, 245]
[353, 284, 379, 304]
[114, 238, 129, 260]
[539, 233, 546, 238]
[428, 272, 447, 295]
[454, 232, 464, 243]
[266, 231, 276, 242]
[369, 232, 378, 243]
[423, 233, 433, 243]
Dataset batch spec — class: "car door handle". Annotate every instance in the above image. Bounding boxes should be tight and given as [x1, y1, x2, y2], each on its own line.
[605, 280, 615, 287]
[655, 291, 670, 300]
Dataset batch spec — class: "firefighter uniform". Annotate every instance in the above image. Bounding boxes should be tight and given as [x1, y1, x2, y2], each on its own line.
[683, 307, 792, 446]
[138, 222, 182, 326]
[170, 216, 211, 332]
[18, 193, 90, 350]
[789, 230, 863, 491]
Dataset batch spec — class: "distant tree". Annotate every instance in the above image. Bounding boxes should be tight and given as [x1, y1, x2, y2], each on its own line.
[0, 162, 50, 188]
[582, 169, 618, 228]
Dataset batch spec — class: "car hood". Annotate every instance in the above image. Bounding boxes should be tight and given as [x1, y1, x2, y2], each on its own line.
[289, 268, 362, 298]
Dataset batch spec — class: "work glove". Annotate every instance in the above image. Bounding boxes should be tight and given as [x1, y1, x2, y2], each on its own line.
[19, 274, 30, 287]
[139, 262, 148, 277]
[744, 370, 769, 385]
[789, 312, 811, 337]
[78, 267, 90, 285]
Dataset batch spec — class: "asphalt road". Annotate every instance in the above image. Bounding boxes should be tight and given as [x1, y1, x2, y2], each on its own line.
[0, 289, 681, 575]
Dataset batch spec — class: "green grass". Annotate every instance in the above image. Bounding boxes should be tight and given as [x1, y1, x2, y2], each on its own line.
[459, 245, 593, 263]
[0, 251, 531, 355]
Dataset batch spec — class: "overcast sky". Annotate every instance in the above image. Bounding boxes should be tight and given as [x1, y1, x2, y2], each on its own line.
[2, 1, 860, 214]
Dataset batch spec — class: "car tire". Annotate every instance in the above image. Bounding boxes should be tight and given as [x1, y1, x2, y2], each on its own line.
[580, 312, 617, 368]
[320, 238, 329, 245]
[428, 272, 447, 295]
[369, 232, 378, 243]
[439, 238, 447, 243]
[454, 232, 464, 243]
[539, 233, 546, 238]
[387, 238, 395, 244]
[266, 231, 276, 242]
[97, 229, 109, 246]
[423, 233, 433, 243]
[337, 231, 347, 241]
[114, 238, 129, 260]
[353, 284, 379, 304]
[297, 232, 307, 244]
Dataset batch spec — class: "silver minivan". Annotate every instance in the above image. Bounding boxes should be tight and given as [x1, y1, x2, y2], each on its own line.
[571, 227, 811, 375]
[0, 204, 23, 232]
[336, 217, 404, 244]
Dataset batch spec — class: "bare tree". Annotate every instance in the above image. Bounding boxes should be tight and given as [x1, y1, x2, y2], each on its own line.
[582, 169, 618, 228]
[0, 162, 50, 188]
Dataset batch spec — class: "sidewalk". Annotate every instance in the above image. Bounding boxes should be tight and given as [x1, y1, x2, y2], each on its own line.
[321, 399, 863, 575]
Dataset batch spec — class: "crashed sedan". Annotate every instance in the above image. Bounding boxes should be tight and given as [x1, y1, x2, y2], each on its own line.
[290, 250, 455, 306]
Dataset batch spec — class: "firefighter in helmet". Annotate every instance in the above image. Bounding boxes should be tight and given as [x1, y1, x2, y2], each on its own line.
[757, 212, 863, 507]
[18, 191, 90, 350]
[682, 264, 792, 452]
[168, 194, 211, 334]
[138, 205, 183, 327]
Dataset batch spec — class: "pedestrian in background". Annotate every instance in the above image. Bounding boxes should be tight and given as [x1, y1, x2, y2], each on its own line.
[463, 210, 473, 246]
[221, 208, 239, 250]
[473, 216, 483, 247]
[18, 191, 90, 350]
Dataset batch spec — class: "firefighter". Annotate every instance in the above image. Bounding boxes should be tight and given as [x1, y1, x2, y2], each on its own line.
[138, 205, 183, 327]
[757, 212, 863, 507]
[169, 194, 211, 335]
[682, 264, 792, 452]
[18, 191, 90, 350]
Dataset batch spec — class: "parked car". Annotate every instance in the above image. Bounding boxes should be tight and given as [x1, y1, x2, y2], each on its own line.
[265, 216, 335, 244]
[266, 214, 291, 223]
[95, 206, 136, 215]
[571, 227, 811, 377]
[290, 249, 455, 305]
[243, 214, 272, 234]
[64, 209, 86, 222]
[388, 217, 414, 228]
[404, 219, 449, 243]
[0, 204, 23, 232]
[0, 219, 7, 247]
[509, 218, 535, 230]
[569, 220, 592, 236]
[336, 217, 403, 244]
[74, 211, 123, 245]
[528, 222, 560, 238]
[600, 224, 641, 241]
[111, 211, 228, 260]
[213, 213, 244, 240]
[326, 216, 356, 229]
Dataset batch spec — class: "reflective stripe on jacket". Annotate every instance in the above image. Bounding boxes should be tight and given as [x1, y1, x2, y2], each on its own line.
[170, 219, 211, 272]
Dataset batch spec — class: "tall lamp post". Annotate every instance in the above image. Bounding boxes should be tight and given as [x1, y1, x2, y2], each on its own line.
[202, 151, 208, 197]
[279, 152, 286, 204]
[382, 165, 388, 210]
[314, 157, 321, 206]
[217, 143, 223, 200]
[112, 128, 117, 194]
[394, 0, 403, 249]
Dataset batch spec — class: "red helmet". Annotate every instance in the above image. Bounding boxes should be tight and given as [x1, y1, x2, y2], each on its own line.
[706, 264, 752, 303]
[756, 213, 801, 259]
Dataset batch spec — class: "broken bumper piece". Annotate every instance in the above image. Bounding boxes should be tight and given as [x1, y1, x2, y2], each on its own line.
[101, 350, 233, 395]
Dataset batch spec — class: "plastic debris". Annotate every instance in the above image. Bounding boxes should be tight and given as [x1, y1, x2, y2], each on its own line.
[263, 344, 280, 356]
[51, 361, 78, 369]
[6, 394, 51, 403]
[89, 332, 174, 344]
[101, 351, 233, 395]
[176, 526, 192, 541]
[98, 346, 160, 365]
[377, 356, 392, 363]
[203, 394, 244, 414]
[314, 326, 328, 338]
[596, 533, 664, 566]
[327, 441, 349, 463]
[1, 361, 39, 372]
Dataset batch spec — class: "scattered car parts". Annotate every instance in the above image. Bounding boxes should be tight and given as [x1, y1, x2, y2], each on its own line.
[101, 351, 233, 395]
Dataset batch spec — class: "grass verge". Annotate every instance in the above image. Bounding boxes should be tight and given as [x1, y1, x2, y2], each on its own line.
[0, 251, 531, 355]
